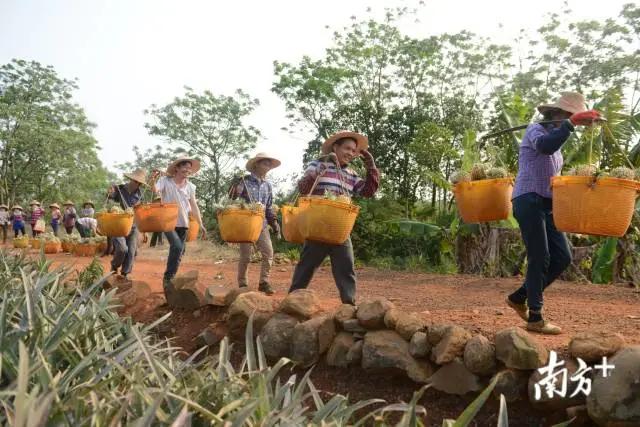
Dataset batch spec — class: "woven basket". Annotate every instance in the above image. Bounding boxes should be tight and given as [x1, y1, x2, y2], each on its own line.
[217, 208, 264, 243]
[61, 241, 74, 253]
[551, 176, 640, 237]
[187, 215, 199, 242]
[282, 204, 305, 244]
[73, 243, 98, 257]
[96, 212, 134, 237]
[453, 178, 513, 223]
[134, 203, 179, 233]
[97, 241, 108, 252]
[13, 239, 29, 249]
[298, 197, 360, 245]
[30, 239, 41, 249]
[44, 241, 62, 254]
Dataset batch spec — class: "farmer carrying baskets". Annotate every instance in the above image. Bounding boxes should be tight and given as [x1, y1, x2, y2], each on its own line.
[10, 205, 26, 238]
[229, 152, 281, 295]
[107, 168, 147, 279]
[49, 203, 62, 237]
[506, 92, 602, 334]
[29, 200, 46, 237]
[150, 158, 206, 298]
[289, 131, 379, 304]
[62, 201, 77, 235]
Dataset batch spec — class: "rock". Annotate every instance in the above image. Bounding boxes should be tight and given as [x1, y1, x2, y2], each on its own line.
[427, 324, 453, 346]
[395, 312, 425, 341]
[342, 319, 368, 334]
[528, 358, 585, 410]
[357, 298, 394, 329]
[384, 307, 401, 329]
[362, 330, 411, 371]
[196, 322, 227, 347]
[347, 340, 363, 364]
[409, 332, 431, 358]
[326, 332, 355, 368]
[587, 345, 640, 427]
[494, 369, 529, 402]
[291, 315, 336, 366]
[259, 313, 299, 359]
[167, 271, 207, 310]
[192, 309, 201, 318]
[569, 331, 626, 363]
[334, 304, 357, 326]
[429, 358, 482, 395]
[495, 327, 549, 370]
[227, 292, 277, 337]
[113, 288, 137, 308]
[104, 275, 134, 292]
[205, 285, 247, 306]
[131, 280, 152, 297]
[464, 335, 497, 376]
[407, 359, 438, 384]
[431, 325, 472, 365]
[279, 289, 322, 320]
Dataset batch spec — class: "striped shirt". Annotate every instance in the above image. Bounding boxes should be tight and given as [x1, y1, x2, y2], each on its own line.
[298, 160, 379, 197]
[29, 207, 45, 224]
[513, 124, 565, 200]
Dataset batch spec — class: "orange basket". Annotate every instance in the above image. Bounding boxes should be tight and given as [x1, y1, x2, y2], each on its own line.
[44, 241, 62, 254]
[73, 243, 98, 257]
[217, 207, 264, 243]
[30, 239, 41, 249]
[298, 197, 359, 245]
[187, 215, 199, 242]
[96, 212, 134, 237]
[551, 176, 640, 237]
[453, 178, 513, 223]
[97, 241, 108, 252]
[134, 203, 179, 233]
[61, 241, 74, 253]
[282, 203, 306, 244]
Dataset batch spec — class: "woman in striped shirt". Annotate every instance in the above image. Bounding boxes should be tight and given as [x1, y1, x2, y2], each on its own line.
[289, 131, 379, 304]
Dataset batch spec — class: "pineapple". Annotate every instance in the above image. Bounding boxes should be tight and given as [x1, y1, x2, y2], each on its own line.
[470, 163, 487, 181]
[609, 167, 635, 180]
[450, 170, 471, 185]
[486, 167, 508, 179]
[569, 165, 597, 177]
[635, 168, 640, 181]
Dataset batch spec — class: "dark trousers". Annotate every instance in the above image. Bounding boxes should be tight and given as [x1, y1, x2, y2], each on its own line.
[509, 193, 572, 313]
[65, 226, 74, 235]
[75, 222, 91, 238]
[290, 238, 356, 304]
[14, 224, 25, 237]
[1, 224, 7, 243]
[163, 227, 188, 281]
[150, 232, 164, 247]
[111, 228, 139, 275]
[51, 222, 59, 237]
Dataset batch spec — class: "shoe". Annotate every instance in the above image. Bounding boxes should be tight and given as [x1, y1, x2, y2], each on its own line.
[505, 297, 529, 322]
[258, 282, 274, 296]
[526, 320, 562, 335]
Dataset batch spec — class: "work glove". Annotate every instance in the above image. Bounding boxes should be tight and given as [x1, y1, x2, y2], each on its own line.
[570, 110, 602, 126]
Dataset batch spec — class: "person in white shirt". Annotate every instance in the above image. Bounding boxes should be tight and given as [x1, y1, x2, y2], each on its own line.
[150, 157, 206, 298]
[0, 204, 9, 244]
[76, 216, 97, 237]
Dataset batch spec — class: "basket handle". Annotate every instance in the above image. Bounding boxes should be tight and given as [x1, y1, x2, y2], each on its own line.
[228, 176, 256, 204]
[306, 157, 349, 197]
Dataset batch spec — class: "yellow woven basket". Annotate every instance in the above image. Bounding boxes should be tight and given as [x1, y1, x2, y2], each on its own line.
[551, 176, 640, 237]
[298, 197, 360, 245]
[13, 239, 29, 249]
[134, 203, 179, 233]
[282, 204, 306, 244]
[187, 215, 199, 242]
[453, 178, 513, 223]
[217, 208, 264, 243]
[30, 239, 41, 249]
[96, 212, 134, 237]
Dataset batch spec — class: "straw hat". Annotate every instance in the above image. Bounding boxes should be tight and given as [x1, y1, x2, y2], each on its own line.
[246, 153, 281, 172]
[63, 200, 75, 206]
[83, 200, 95, 208]
[537, 92, 587, 115]
[11, 205, 23, 211]
[166, 158, 201, 176]
[321, 130, 369, 155]
[0, 204, 8, 210]
[29, 200, 41, 207]
[49, 203, 60, 209]
[124, 168, 148, 186]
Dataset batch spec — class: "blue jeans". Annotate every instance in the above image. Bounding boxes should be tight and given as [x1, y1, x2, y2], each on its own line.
[509, 193, 572, 312]
[51, 222, 59, 237]
[163, 227, 188, 281]
[111, 227, 139, 275]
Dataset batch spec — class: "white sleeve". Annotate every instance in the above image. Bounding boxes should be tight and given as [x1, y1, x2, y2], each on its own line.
[155, 176, 167, 192]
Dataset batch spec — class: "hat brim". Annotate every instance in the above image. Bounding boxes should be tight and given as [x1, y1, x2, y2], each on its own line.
[537, 102, 585, 115]
[49, 204, 60, 209]
[246, 156, 282, 172]
[321, 131, 369, 155]
[124, 173, 148, 186]
[166, 158, 201, 176]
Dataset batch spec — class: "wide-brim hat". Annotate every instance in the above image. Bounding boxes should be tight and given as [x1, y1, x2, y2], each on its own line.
[0, 204, 8, 210]
[321, 130, 369, 155]
[166, 158, 201, 176]
[246, 152, 281, 172]
[49, 203, 60, 209]
[124, 168, 148, 186]
[29, 200, 41, 206]
[63, 200, 75, 206]
[537, 92, 587, 115]
[11, 205, 23, 211]
[83, 200, 95, 208]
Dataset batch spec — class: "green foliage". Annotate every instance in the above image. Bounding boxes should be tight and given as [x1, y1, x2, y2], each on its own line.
[592, 237, 618, 284]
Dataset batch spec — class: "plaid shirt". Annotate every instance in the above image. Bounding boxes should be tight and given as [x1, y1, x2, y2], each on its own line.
[231, 174, 276, 228]
[513, 123, 565, 199]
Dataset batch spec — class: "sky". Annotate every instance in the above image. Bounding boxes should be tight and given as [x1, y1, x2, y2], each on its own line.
[0, 0, 631, 186]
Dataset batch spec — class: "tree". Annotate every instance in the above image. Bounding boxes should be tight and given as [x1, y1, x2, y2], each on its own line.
[144, 87, 261, 214]
[0, 59, 112, 206]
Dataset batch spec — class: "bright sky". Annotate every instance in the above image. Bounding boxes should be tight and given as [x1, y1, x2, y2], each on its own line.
[1, 0, 630, 185]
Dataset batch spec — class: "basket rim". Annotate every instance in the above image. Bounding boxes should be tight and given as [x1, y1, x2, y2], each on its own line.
[96, 212, 134, 218]
[134, 202, 179, 211]
[454, 177, 514, 189]
[217, 208, 265, 218]
[299, 196, 360, 212]
[551, 175, 640, 190]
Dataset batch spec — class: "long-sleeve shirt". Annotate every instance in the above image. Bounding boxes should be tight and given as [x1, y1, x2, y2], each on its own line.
[230, 174, 277, 229]
[513, 120, 575, 199]
[0, 210, 9, 225]
[80, 207, 95, 218]
[10, 212, 24, 224]
[108, 184, 142, 210]
[50, 208, 61, 225]
[29, 207, 45, 224]
[298, 160, 380, 198]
